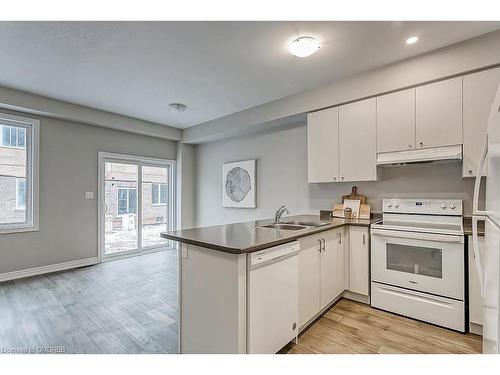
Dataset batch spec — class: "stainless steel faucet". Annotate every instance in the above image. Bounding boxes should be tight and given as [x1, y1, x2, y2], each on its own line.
[274, 205, 289, 224]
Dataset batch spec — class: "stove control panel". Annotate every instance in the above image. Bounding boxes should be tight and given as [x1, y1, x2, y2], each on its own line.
[382, 198, 463, 216]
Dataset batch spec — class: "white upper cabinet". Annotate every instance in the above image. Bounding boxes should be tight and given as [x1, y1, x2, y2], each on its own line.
[377, 88, 416, 153]
[339, 98, 377, 182]
[463, 67, 500, 177]
[307, 107, 339, 183]
[416, 77, 463, 149]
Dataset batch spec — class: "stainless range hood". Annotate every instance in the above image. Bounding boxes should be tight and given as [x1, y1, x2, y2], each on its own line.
[377, 145, 463, 166]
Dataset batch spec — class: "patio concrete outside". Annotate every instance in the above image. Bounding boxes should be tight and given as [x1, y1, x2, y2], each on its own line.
[105, 223, 170, 254]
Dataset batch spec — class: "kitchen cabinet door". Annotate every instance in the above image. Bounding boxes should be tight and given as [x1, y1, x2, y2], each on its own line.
[349, 226, 370, 296]
[416, 77, 462, 149]
[469, 236, 484, 326]
[298, 234, 321, 327]
[320, 229, 344, 309]
[338, 98, 377, 182]
[377, 88, 416, 153]
[307, 107, 339, 183]
[335, 227, 347, 297]
[463, 68, 500, 177]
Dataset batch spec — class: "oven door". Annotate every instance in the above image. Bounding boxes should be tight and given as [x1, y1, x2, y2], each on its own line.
[371, 228, 464, 300]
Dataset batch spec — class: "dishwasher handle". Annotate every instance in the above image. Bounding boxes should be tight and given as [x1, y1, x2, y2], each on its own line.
[249, 241, 300, 270]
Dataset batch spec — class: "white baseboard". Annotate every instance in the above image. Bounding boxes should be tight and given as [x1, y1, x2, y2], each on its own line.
[469, 322, 483, 336]
[0, 257, 99, 283]
[343, 290, 370, 304]
[299, 294, 343, 333]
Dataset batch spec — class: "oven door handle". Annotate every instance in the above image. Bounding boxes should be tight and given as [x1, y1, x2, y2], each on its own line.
[371, 228, 464, 243]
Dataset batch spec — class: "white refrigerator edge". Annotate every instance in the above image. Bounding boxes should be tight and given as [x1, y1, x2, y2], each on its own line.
[472, 82, 500, 354]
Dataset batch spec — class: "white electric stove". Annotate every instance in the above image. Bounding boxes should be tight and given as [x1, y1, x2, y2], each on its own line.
[370, 198, 465, 332]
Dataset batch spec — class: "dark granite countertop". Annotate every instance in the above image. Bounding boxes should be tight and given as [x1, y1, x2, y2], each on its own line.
[463, 217, 485, 236]
[161, 214, 382, 254]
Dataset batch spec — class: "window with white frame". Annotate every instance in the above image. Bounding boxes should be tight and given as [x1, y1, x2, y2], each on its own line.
[151, 183, 167, 205]
[0, 113, 39, 233]
[117, 188, 137, 215]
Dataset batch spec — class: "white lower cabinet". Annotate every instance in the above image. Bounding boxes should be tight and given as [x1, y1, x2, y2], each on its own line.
[320, 228, 346, 309]
[298, 228, 346, 327]
[349, 226, 370, 296]
[469, 235, 484, 327]
[298, 234, 321, 327]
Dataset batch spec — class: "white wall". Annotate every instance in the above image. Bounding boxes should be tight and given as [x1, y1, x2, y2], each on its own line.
[195, 125, 482, 227]
[0, 85, 181, 141]
[0, 109, 177, 275]
[185, 30, 500, 144]
[176, 143, 196, 229]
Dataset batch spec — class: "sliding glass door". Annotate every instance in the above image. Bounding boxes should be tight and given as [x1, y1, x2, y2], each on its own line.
[104, 161, 139, 255]
[99, 153, 175, 259]
[141, 165, 169, 248]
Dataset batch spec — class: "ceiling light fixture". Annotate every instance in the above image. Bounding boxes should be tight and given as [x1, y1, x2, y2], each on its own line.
[406, 36, 419, 45]
[168, 102, 187, 113]
[288, 36, 320, 58]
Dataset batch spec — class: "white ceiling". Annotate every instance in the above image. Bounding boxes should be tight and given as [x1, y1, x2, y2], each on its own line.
[0, 21, 499, 129]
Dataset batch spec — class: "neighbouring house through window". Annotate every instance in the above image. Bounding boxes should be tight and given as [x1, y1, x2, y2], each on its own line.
[151, 183, 167, 205]
[16, 178, 26, 210]
[117, 187, 137, 215]
[1, 125, 26, 148]
[0, 113, 39, 233]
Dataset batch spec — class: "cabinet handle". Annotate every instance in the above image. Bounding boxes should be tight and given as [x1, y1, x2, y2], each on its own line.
[338, 232, 342, 245]
[341, 176, 344, 181]
[333, 177, 336, 181]
[363, 233, 366, 246]
[318, 239, 322, 252]
[408, 144, 412, 148]
[322, 238, 326, 251]
[469, 170, 473, 175]
[419, 142, 423, 147]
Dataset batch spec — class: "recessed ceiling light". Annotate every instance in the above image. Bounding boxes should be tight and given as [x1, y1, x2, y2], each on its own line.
[288, 37, 320, 58]
[168, 103, 187, 113]
[406, 36, 419, 45]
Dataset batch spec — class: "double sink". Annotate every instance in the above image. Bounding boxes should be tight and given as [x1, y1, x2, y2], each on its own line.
[260, 220, 330, 231]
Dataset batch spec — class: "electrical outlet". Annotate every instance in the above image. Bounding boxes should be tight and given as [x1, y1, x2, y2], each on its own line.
[85, 192, 94, 199]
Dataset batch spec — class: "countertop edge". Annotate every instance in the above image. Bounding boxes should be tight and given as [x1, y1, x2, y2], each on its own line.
[161, 216, 381, 254]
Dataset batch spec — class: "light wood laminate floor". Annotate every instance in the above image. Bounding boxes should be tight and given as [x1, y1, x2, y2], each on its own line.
[284, 298, 482, 354]
[1, 252, 482, 355]
[0, 250, 178, 354]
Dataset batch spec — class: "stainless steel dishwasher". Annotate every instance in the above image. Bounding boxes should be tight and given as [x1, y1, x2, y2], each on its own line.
[247, 241, 300, 354]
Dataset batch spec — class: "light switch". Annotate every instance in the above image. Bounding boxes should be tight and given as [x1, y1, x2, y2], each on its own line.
[85, 192, 94, 199]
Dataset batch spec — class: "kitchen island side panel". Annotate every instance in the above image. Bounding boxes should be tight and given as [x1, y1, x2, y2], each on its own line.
[180, 244, 247, 353]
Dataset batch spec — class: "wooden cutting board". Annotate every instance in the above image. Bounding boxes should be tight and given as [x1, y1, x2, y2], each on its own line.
[342, 186, 366, 204]
[332, 203, 370, 219]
